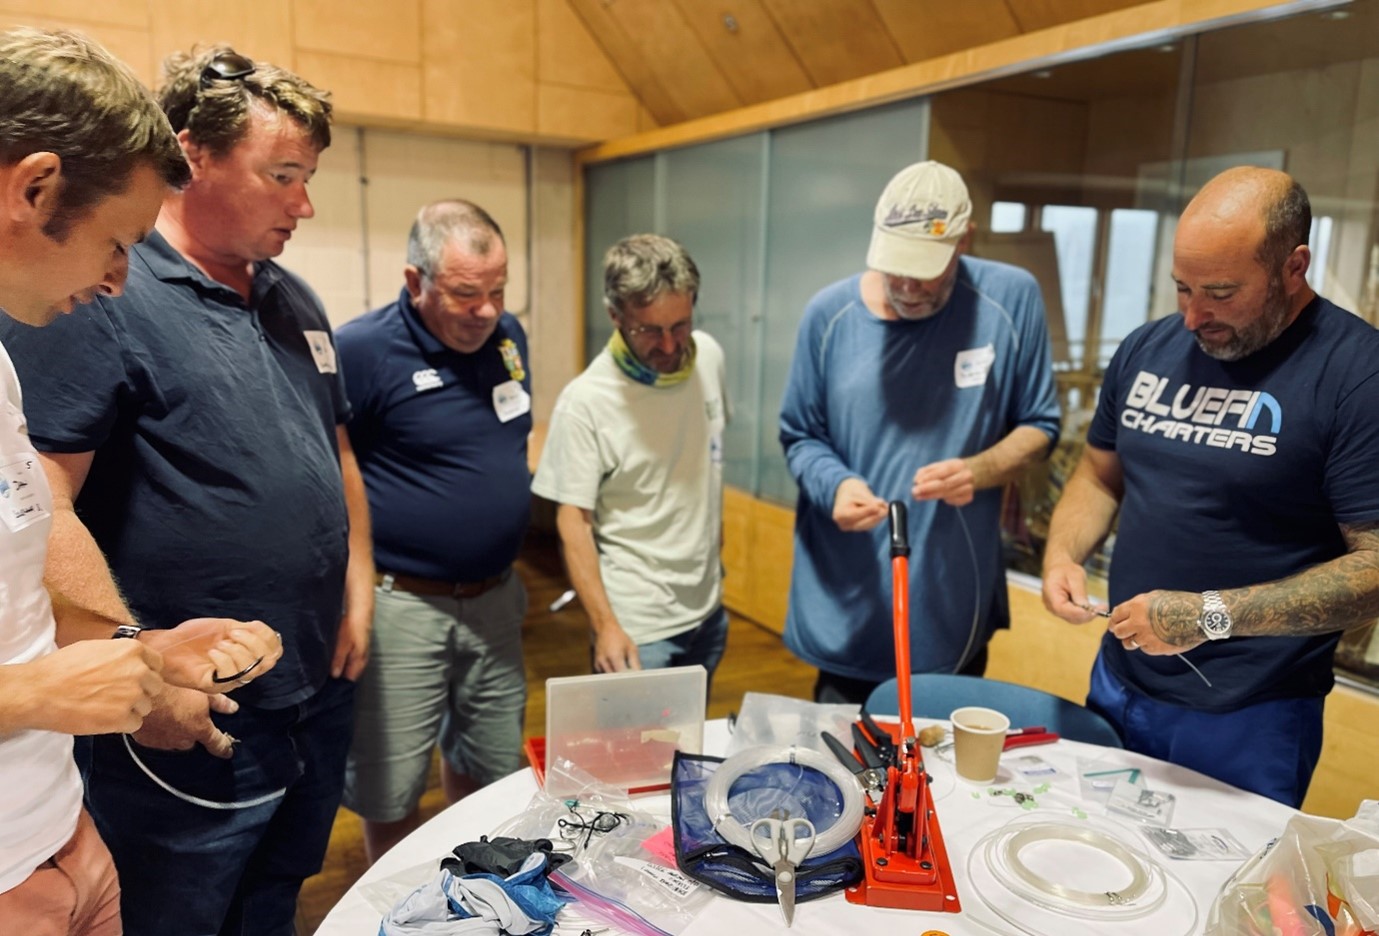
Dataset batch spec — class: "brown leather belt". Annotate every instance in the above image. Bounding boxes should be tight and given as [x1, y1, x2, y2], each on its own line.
[375, 570, 506, 599]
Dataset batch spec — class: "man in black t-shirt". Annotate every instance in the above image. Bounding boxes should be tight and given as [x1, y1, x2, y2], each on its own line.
[1043, 167, 1379, 807]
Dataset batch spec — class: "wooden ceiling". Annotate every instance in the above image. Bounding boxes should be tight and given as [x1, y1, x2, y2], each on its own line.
[567, 0, 1153, 125]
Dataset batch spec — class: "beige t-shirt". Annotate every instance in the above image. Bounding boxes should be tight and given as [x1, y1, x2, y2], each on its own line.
[0, 340, 82, 894]
[533, 332, 727, 644]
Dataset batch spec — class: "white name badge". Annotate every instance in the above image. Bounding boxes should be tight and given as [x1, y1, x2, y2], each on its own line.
[0, 454, 50, 532]
[954, 343, 996, 389]
[492, 380, 531, 423]
[302, 330, 338, 374]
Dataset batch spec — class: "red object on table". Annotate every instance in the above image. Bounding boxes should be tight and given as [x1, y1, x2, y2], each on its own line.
[846, 502, 962, 914]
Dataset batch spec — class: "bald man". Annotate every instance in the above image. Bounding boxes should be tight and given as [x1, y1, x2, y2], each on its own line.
[1042, 167, 1379, 806]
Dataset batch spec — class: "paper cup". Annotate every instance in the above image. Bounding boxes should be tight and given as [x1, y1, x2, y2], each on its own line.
[951, 706, 1010, 783]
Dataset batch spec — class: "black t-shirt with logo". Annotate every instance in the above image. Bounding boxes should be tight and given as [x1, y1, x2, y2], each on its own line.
[1088, 296, 1379, 711]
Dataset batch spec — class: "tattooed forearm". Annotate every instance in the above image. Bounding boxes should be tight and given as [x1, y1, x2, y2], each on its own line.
[1146, 592, 1206, 646]
[1228, 520, 1379, 638]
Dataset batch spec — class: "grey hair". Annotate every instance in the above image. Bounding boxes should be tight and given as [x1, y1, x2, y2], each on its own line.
[406, 199, 504, 276]
[603, 234, 700, 315]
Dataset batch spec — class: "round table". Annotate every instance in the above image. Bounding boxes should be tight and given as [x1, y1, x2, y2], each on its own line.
[316, 719, 1296, 935]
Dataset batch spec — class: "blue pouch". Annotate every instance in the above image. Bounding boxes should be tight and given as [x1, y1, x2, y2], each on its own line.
[671, 751, 863, 903]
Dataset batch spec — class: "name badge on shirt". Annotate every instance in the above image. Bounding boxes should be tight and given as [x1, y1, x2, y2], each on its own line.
[493, 380, 531, 423]
[954, 343, 995, 389]
[0, 454, 50, 533]
[302, 330, 338, 374]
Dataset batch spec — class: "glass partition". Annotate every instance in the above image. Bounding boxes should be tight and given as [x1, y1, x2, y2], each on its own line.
[582, 0, 1379, 689]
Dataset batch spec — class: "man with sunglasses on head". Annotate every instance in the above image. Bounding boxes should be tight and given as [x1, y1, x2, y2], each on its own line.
[0, 29, 285, 936]
[0, 45, 373, 936]
[335, 200, 531, 865]
[780, 161, 1061, 706]
[534, 234, 730, 680]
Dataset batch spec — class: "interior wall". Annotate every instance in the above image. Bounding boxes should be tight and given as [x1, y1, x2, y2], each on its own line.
[0, 0, 649, 143]
[279, 130, 577, 424]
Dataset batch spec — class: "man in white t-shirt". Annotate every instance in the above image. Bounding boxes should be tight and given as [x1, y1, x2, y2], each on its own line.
[533, 234, 729, 679]
[0, 29, 281, 935]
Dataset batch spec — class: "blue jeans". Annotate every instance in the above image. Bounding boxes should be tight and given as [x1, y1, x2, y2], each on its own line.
[635, 607, 730, 689]
[1086, 655, 1323, 807]
[84, 677, 356, 936]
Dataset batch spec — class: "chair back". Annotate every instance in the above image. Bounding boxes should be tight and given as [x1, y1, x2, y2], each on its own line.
[864, 673, 1122, 748]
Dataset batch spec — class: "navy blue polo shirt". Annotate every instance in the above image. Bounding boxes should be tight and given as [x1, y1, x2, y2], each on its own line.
[1088, 297, 1379, 711]
[336, 288, 532, 582]
[0, 230, 350, 708]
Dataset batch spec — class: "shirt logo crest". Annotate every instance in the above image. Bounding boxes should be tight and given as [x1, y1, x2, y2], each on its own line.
[412, 368, 443, 392]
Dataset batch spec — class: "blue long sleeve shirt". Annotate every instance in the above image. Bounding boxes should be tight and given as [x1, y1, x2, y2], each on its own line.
[780, 259, 1060, 682]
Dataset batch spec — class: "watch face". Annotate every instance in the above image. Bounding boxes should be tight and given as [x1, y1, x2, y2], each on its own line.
[1202, 610, 1231, 636]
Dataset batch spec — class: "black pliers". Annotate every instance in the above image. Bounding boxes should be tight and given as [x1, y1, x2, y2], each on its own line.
[821, 730, 886, 795]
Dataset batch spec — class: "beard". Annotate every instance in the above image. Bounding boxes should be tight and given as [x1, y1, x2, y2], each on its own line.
[1193, 274, 1290, 362]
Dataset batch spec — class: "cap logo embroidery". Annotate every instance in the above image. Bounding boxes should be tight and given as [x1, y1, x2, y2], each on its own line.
[884, 202, 950, 235]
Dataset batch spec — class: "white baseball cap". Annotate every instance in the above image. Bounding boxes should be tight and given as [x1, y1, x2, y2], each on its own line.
[866, 161, 972, 280]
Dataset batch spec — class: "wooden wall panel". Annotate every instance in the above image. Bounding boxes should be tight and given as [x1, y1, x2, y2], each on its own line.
[0, 0, 144, 29]
[668, 0, 813, 105]
[721, 487, 753, 612]
[1003, 0, 1148, 33]
[147, 0, 294, 74]
[1305, 685, 1379, 820]
[871, 0, 1021, 63]
[296, 51, 422, 123]
[0, 14, 154, 84]
[536, 0, 627, 93]
[579, 0, 1307, 164]
[292, 0, 421, 64]
[758, 0, 904, 86]
[537, 84, 638, 142]
[593, 0, 741, 121]
[566, 0, 686, 125]
[422, 0, 536, 134]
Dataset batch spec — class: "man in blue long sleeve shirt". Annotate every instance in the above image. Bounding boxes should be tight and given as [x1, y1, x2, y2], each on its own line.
[780, 161, 1061, 705]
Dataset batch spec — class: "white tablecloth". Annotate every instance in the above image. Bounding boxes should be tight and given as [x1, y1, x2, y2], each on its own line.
[316, 719, 1296, 935]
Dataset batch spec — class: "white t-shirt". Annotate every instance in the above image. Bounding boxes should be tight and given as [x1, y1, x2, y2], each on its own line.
[0, 339, 82, 894]
[533, 332, 727, 644]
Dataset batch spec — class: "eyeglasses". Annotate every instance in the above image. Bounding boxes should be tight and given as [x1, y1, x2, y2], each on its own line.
[199, 52, 256, 90]
[623, 321, 693, 342]
[557, 805, 628, 849]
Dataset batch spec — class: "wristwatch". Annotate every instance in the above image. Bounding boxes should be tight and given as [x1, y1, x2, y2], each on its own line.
[110, 624, 143, 639]
[1198, 591, 1233, 640]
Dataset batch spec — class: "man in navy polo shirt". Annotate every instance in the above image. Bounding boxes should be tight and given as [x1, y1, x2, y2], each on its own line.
[1043, 167, 1379, 807]
[336, 199, 531, 865]
[0, 47, 374, 935]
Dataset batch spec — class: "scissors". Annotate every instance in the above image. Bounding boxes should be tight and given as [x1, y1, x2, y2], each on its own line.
[749, 816, 815, 927]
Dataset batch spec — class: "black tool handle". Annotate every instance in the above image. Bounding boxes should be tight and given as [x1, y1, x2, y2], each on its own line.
[851, 722, 885, 770]
[888, 501, 910, 558]
[821, 731, 864, 774]
[859, 710, 897, 765]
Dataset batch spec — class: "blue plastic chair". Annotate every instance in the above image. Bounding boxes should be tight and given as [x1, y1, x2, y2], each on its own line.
[864, 673, 1123, 748]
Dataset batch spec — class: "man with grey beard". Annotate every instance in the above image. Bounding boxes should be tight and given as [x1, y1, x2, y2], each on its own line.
[1043, 166, 1379, 807]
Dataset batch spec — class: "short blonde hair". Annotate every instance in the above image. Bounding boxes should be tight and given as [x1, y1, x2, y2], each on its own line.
[0, 28, 189, 239]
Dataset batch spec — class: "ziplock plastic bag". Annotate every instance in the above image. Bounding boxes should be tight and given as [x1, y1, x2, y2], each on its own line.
[491, 756, 715, 936]
[1207, 800, 1379, 935]
[727, 692, 858, 758]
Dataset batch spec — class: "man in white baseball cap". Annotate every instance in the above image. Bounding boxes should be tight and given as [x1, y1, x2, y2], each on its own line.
[779, 160, 1061, 704]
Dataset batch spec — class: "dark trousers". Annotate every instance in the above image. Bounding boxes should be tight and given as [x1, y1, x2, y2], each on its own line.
[84, 677, 356, 936]
[1086, 655, 1323, 808]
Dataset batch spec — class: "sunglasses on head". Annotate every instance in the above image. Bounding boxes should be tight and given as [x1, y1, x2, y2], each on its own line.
[199, 51, 256, 89]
